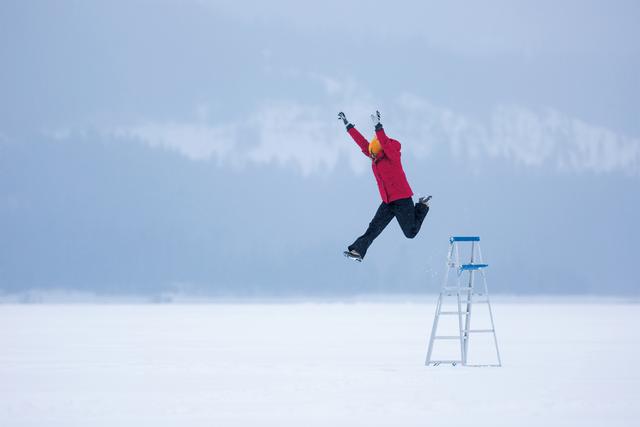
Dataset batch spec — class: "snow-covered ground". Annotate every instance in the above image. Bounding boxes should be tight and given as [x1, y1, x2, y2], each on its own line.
[1, 300, 639, 426]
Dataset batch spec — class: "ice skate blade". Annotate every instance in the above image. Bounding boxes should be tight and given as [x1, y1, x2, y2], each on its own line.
[343, 251, 362, 262]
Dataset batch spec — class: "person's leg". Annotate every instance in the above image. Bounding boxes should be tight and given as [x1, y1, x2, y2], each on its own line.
[392, 198, 429, 239]
[348, 202, 395, 258]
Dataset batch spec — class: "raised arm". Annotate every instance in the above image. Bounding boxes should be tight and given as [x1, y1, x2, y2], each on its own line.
[338, 112, 371, 157]
[371, 110, 400, 162]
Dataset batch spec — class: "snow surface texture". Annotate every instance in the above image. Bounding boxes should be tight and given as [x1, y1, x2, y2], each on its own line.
[1, 302, 639, 426]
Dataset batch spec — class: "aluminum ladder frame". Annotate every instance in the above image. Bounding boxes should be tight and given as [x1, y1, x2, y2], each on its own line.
[425, 236, 502, 367]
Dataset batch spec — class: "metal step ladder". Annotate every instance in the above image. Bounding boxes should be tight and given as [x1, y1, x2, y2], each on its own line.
[425, 236, 502, 367]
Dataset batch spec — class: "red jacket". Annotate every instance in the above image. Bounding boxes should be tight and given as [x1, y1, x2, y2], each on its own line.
[347, 125, 413, 203]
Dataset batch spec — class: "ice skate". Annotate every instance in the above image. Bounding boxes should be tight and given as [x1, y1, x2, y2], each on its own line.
[418, 195, 432, 207]
[343, 249, 363, 262]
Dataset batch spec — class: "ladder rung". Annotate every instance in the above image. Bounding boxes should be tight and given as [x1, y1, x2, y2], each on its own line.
[434, 336, 461, 340]
[440, 311, 470, 315]
[461, 300, 489, 304]
[465, 329, 494, 333]
[441, 291, 486, 296]
[443, 293, 480, 297]
[442, 286, 473, 291]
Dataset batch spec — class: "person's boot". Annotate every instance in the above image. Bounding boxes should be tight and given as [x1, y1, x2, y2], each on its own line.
[418, 195, 432, 207]
[343, 249, 363, 262]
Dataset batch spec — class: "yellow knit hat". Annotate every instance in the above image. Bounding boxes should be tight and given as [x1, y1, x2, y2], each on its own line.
[369, 136, 382, 156]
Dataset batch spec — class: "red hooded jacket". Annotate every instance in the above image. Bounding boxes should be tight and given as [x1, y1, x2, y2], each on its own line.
[347, 125, 413, 203]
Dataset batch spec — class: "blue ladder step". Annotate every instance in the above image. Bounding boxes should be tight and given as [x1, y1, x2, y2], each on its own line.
[459, 263, 489, 271]
[450, 236, 480, 243]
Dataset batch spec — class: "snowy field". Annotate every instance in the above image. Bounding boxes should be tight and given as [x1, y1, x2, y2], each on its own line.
[1, 300, 639, 426]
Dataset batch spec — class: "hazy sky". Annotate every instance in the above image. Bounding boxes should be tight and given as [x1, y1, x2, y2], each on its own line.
[1, 1, 639, 296]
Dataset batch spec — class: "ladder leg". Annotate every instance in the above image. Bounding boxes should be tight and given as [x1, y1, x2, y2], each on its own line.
[463, 242, 476, 365]
[454, 243, 466, 364]
[426, 241, 456, 365]
[425, 292, 443, 365]
[482, 268, 502, 366]
[463, 270, 474, 365]
[456, 290, 465, 364]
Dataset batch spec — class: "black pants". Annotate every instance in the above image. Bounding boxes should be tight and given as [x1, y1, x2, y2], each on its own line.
[348, 197, 429, 258]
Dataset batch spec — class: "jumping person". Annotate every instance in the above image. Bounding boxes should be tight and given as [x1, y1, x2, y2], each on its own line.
[339, 110, 431, 262]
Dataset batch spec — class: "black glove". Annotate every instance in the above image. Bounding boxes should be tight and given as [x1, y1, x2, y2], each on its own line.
[338, 112, 354, 130]
[371, 110, 383, 131]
